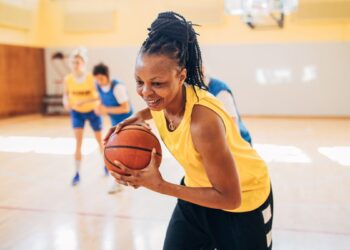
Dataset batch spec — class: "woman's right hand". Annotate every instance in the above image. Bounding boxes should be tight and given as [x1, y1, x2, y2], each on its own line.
[103, 114, 151, 145]
[63, 103, 71, 111]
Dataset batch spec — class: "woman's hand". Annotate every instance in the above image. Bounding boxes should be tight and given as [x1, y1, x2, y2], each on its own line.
[76, 98, 100, 107]
[63, 103, 71, 111]
[110, 148, 163, 191]
[94, 104, 108, 116]
[75, 100, 84, 107]
[62, 95, 71, 111]
[94, 105, 101, 115]
[103, 113, 151, 145]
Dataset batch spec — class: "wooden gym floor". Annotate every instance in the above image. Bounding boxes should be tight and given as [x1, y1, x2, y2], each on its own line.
[0, 115, 349, 250]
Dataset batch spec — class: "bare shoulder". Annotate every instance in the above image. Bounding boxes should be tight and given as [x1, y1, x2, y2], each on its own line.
[190, 104, 226, 146]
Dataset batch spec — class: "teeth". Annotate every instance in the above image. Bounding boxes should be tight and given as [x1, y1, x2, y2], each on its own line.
[147, 99, 159, 104]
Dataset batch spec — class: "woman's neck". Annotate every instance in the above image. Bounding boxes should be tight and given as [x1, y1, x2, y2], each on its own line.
[73, 70, 85, 77]
[72, 71, 86, 84]
[165, 85, 186, 117]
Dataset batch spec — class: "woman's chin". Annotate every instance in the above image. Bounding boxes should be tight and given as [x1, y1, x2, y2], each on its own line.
[148, 105, 163, 111]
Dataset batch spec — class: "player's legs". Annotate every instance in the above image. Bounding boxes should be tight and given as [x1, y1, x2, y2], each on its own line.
[105, 115, 124, 194]
[72, 128, 84, 185]
[74, 128, 84, 161]
[93, 130, 103, 154]
[70, 110, 86, 186]
[87, 111, 103, 150]
[93, 130, 109, 177]
[87, 111, 110, 178]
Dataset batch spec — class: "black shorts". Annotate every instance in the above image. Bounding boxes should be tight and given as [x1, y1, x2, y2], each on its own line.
[163, 179, 273, 250]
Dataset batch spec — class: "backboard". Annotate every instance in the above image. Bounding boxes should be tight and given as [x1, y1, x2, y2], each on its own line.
[225, 0, 299, 29]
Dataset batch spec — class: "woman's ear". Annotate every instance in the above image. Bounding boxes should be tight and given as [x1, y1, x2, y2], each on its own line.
[179, 68, 187, 85]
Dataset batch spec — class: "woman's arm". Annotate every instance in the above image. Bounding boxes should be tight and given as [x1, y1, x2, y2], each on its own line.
[105, 84, 131, 114]
[62, 78, 71, 110]
[159, 105, 241, 209]
[105, 102, 130, 114]
[77, 80, 101, 106]
[76, 97, 100, 106]
[111, 105, 241, 210]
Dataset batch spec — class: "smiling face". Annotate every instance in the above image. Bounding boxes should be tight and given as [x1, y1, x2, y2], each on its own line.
[134, 53, 187, 111]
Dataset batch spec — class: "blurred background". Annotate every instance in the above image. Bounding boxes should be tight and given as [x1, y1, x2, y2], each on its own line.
[0, 1, 349, 249]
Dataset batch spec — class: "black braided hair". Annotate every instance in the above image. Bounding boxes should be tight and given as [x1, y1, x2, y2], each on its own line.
[141, 11, 207, 91]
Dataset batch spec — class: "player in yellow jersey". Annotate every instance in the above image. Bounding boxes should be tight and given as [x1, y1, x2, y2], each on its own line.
[105, 12, 273, 250]
[63, 48, 105, 186]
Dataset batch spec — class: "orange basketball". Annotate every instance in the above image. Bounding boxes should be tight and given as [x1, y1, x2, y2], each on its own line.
[104, 124, 162, 175]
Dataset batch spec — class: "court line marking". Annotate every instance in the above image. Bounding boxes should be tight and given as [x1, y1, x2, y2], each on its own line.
[0, 205, 164, 222]
[0, 205, 349, 236]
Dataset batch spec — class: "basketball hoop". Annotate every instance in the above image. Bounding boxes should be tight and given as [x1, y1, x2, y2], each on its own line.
[225, 0, 299, 29]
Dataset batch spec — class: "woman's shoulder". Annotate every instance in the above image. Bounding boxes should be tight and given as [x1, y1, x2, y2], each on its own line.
[190, 103, 226, 148]
[186, 85, 214, 103]
[187, 85, 229, 129]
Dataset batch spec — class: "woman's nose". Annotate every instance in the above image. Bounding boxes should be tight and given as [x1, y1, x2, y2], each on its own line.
[142, 84, 153, 97]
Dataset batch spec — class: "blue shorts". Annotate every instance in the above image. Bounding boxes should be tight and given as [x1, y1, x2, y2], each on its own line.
[70, 110, 102, 131]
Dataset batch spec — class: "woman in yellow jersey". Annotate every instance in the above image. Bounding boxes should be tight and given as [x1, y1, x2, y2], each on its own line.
[105, 12, 273, 249]
[63, 48, 105, 186]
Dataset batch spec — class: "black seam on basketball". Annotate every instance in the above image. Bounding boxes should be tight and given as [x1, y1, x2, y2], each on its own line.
[105, 145, 162, 157]
[104, 151, 123, 170]
[104, 156, 132, 176]
[104, 147, 127, 170]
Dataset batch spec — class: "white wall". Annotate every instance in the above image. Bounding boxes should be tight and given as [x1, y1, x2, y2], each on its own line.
[45, 42, 350, 116]
[44, 47, 142, 108]
[202, 42, 350, 116]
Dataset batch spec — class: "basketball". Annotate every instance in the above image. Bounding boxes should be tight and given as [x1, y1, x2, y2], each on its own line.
[104, 124, 162, 175]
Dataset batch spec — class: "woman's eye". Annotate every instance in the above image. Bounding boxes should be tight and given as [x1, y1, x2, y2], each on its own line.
[136, 81, 143, 86]
[153, 82, 162, 87]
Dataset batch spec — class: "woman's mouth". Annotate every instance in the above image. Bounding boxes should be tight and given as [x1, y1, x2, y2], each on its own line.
[145, 98, 161, 108]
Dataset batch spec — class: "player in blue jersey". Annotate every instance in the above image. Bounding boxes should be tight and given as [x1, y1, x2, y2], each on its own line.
[206, 76, 252, 145]
[93, 63, 134, 193]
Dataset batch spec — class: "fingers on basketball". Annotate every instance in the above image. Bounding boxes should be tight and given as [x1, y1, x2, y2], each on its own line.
[104, 125, 162, 175]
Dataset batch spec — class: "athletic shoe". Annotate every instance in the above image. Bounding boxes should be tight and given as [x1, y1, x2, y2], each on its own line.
[72, 172, 80, 186]
[108, 182, 123, 194]
[104, 166, 109, 176]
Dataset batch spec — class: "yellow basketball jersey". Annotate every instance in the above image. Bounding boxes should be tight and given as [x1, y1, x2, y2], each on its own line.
[151, 85, 270, 212]
[65, 73, 99, 113]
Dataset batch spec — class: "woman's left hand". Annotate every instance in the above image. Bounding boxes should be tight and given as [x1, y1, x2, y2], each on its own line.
[99, 105, 108, 115]
[110, 148, 163, 192]
[94, 104, 108, 115]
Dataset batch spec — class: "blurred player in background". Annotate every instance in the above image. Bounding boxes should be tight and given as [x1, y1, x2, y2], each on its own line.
[63, 48, 105, 186]
[205, 71, 252, 145]
[93, 62, 134, 193]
